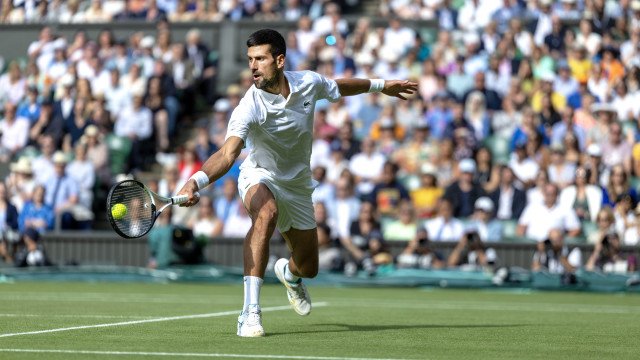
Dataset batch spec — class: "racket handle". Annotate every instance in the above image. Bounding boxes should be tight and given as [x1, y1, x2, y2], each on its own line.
[171, 192, 199, 205]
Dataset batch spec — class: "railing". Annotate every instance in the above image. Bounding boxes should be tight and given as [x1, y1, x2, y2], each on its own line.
[39, 231, 638, 269]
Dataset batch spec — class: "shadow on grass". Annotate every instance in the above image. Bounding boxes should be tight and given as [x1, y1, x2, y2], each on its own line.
[268, 323, 528, 336]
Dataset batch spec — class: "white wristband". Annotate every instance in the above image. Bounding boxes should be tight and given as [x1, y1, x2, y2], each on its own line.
[368, 79, 385, 93]
[189, 171, 209, 190]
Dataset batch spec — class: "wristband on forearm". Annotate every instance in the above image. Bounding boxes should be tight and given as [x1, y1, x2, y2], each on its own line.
[368, 79, 385, 93]
[189, 171, 210, 190]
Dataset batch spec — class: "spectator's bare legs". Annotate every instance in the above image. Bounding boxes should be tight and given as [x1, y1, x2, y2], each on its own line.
[154, 109, 170, 152]
[243, 183, 278, 277]
[282, 228, 319, 278]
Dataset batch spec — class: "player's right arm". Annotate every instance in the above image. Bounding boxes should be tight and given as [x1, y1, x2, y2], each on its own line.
[177, 136, 244, 207]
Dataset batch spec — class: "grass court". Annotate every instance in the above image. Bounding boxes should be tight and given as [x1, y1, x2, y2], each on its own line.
[0, 282, 638, 359]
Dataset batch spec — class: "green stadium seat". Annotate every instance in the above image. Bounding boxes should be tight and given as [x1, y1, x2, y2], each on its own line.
[483, 135, 511, 164]
[106, 134, 132, 175]
[500, 219, 518, 239]
[581, 220, 598, 240]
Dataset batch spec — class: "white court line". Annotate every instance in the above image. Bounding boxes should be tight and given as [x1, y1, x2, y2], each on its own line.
[0, 349, 407, 360]
[0, 302, 328, 338]
[0, 313, 156, 320]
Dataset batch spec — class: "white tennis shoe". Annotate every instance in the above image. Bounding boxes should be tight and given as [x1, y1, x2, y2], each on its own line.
[237, 305, 265, 337]
[274, 258, 312, 316]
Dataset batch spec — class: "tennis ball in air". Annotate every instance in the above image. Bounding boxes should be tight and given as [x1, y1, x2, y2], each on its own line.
[111, 203, 128, 220]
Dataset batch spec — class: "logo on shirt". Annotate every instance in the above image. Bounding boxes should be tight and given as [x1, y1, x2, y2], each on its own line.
[303, 100, 311, 108]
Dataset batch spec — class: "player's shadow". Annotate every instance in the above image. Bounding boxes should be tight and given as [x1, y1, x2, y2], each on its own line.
[269, 323, 527, 336]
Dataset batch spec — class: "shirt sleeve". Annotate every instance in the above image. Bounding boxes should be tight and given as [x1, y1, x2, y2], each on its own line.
[225, 94, 256, 142]
[315, 73, 341, 103]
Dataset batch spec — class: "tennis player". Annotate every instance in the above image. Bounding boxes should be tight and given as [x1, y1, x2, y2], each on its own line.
[177, 29, 417, 337]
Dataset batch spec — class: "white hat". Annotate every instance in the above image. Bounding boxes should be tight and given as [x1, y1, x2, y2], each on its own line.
[539, 0, 553, 6]
[475, 196, 494, 212]
[355, 52, 375, 66]
[53, 38, 67, 51]
[463, 32, 480, 46]
[591, 103, 616, 113]
[587, 143, 602, 157]
[561, 0, 576, 3]
[540, 72, 556, 82]
[213, 98, 231, 113]
[59, 74, 75, 88]
[84, 124, 99, 137]
[10, 157, 33, 174]
[420, 163, 437, 175]
[140, 36, 154, 49]
[52, 151, 67, 164]
[459, 158, 476, 173]
[632, 0, 640, 11]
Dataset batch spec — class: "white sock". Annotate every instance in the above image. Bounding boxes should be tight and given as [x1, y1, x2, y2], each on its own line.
[284, 263, 300, 283]
[243, 276, 263, 312]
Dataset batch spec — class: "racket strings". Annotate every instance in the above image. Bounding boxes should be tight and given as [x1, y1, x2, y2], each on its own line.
[108, 181, 155, 238]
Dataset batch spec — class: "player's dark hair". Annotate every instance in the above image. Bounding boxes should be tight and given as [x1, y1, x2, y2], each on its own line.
[246, 29, 286, 58]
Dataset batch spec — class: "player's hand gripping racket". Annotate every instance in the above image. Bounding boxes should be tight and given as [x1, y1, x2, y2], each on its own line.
[106, 179, 198, 238]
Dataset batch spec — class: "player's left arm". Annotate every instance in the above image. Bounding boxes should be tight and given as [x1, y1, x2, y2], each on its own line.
[335, 78, 418, 100]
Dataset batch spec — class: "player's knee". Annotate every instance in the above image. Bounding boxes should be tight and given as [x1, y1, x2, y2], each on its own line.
[258, 202, 278, 225]
[298, 262, 318, 278]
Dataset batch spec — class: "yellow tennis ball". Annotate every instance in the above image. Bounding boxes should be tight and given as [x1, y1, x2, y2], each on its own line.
[111, 203, 128, 220]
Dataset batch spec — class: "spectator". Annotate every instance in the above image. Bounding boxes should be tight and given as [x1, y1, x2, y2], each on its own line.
[44, 152, 80, 230]
[324, 142, 350, 185]
[340, 201, 389, 276]
[547, 143, 576, 189]
[410, 163, 444, 219]
[317, 222, 342, 272]
[349, 137, 385, 198]
[326, 177, 360, 240]
[14, 227, 51, 267]
[0, 102, 30, 162]
[623, 205, 640, 245]
[559, 167, 603, 223]
[584, 143, 607, 187]
[188, 196, 223, 243]
[601, 122, 633, 173]
[17, 184, 53, 234]
[424, 198, 464, 242]
[185, 28, 217, 105]
[464, 91, 491, 143]
[532, 228, 581, 281]
[214, 178, 240, 225]
[66, 143, 95, 210]
[474, 146, 500, 193]
[444, 158, 484, 218]
[397, 227, 445, 269]
[6, 157, 36, 212]
[313, 2, 348, 37]
[383, 200, 418, 242]
[0, 182, 19, 244]
[114, 91, 153, 171]
[16, 86, 42, 126]
[84, 0, 113, 22]
[509, 140, 540, 188]
[82, 125, 110, 186]
[447, 227, 498, 270]
[604, 164, 637, 207]
[369, 161, 410, 218]
[463, 72, 502, 111]
[490, 165, 527, 221]
[586, 232, 637, 273]
[517, 183, 581, 242]
[0, 61, 26, 107]
[551, 106, 586, 151]
[468, 197, 502, 242]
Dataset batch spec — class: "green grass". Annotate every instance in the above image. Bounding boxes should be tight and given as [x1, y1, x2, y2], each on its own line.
[0, 282, 638, 359]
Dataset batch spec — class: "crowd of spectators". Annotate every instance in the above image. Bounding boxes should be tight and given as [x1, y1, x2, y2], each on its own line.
[0, 1, 639, 276]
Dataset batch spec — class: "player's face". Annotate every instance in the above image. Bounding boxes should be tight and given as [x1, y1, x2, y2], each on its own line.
[247, 45, 284, 91]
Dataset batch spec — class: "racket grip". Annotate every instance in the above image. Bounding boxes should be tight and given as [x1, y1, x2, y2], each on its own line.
[171, 192, 199, 205]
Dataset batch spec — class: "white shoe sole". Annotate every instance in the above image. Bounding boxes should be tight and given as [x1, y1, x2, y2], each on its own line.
[274, 258, 311, 316]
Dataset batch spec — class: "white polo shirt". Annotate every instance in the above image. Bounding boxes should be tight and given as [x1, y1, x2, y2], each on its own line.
[518, 202, 581, 242]
[226, 71, 341, 187]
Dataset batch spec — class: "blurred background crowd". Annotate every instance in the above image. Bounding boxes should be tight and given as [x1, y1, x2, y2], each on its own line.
[0, 0, 639, 276]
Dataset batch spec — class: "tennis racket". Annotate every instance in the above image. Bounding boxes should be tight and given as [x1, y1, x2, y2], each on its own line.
[106, 179, 198, 239]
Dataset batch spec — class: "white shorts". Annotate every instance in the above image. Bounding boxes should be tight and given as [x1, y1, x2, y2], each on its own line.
[237, 168, 317, 233]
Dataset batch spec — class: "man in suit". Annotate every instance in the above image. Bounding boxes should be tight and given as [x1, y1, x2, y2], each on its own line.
[444, 158, 485, 218]
[490, 165, 527, 220]
[185, 29, 217, 105]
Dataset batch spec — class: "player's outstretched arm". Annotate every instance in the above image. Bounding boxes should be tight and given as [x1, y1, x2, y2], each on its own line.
[335, 78, 418, 100]
[177, 136, 244, 207]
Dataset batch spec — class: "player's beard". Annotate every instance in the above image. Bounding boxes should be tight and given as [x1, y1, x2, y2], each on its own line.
[254, 69, 280, 92]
